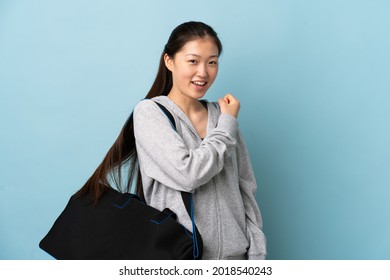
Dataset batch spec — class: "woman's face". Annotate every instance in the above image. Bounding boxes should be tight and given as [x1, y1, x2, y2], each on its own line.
[165, 37, 219, 101]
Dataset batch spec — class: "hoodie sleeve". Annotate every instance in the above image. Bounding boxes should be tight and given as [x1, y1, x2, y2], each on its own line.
[236, 130, 267, 260]
[133, 99, 238, 193]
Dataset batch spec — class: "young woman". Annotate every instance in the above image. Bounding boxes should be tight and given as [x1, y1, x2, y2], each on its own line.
[78, 21, 266, 260]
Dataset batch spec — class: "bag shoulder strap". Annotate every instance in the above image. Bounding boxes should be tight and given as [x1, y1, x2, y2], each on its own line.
[153, 100, 201, 259]
[154, 101, 176, 130]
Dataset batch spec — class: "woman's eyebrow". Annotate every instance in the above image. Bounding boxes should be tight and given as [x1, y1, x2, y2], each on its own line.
[185, 54, 219, 58]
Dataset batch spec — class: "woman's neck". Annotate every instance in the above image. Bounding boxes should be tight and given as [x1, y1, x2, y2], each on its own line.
[167, 91, 204, 116]
[167, 91, 208, 139]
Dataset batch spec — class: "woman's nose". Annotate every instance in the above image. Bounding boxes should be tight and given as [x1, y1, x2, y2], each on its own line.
[196, 64, 208, 78]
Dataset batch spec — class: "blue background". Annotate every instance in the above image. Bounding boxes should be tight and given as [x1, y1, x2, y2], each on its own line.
[1, 0, 389, 260]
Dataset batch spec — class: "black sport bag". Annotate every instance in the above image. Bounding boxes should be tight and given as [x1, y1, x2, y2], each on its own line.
[39, 187, 202, 259]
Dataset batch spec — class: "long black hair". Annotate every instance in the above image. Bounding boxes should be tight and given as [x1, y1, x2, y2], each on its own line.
[76, 21, 223, 204]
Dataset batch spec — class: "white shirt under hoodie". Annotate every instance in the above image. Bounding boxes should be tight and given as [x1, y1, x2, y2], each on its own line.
[133, 96, 266, 260]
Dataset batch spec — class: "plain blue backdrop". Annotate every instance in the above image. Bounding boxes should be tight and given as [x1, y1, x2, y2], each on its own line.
[1, 0, 389, 260]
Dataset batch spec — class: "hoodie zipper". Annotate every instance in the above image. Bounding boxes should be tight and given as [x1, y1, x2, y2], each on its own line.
[211, 177, 222, 259]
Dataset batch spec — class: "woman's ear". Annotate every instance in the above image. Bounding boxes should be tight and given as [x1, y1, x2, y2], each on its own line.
[164, 53, 174, 72]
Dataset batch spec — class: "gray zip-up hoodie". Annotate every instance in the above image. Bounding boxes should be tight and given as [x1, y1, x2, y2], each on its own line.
[133, 96, 266, 260]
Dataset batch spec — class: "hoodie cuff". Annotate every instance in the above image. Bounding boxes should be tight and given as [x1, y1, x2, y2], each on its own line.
[248, 254, 266, 260]
[217, 113, 239, 138]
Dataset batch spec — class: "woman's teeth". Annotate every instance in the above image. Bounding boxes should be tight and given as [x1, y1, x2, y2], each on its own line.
[192, 81, 207, 86]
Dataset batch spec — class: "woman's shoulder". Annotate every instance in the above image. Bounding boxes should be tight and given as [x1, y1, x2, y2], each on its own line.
[136, 96, 176, 112]
[134, 98, 159, 111]
[133, 97, 177, 124]
[133, 99, 161, 120]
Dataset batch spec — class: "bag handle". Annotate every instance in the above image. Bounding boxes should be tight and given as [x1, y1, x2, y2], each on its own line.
[154, 101, 202, 259]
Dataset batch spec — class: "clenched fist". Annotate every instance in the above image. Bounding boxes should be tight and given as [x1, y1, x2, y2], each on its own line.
[218, 93, 240, 118]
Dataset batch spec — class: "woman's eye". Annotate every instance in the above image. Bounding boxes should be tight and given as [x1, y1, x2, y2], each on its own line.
[209, 61, 218, 65]
[189, 60, 197, 64]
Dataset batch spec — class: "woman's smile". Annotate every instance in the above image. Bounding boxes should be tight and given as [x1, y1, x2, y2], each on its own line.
[191, 80, 208, 89]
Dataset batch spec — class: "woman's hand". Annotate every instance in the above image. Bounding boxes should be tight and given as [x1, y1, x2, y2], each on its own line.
[218, 93, 240, 118]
